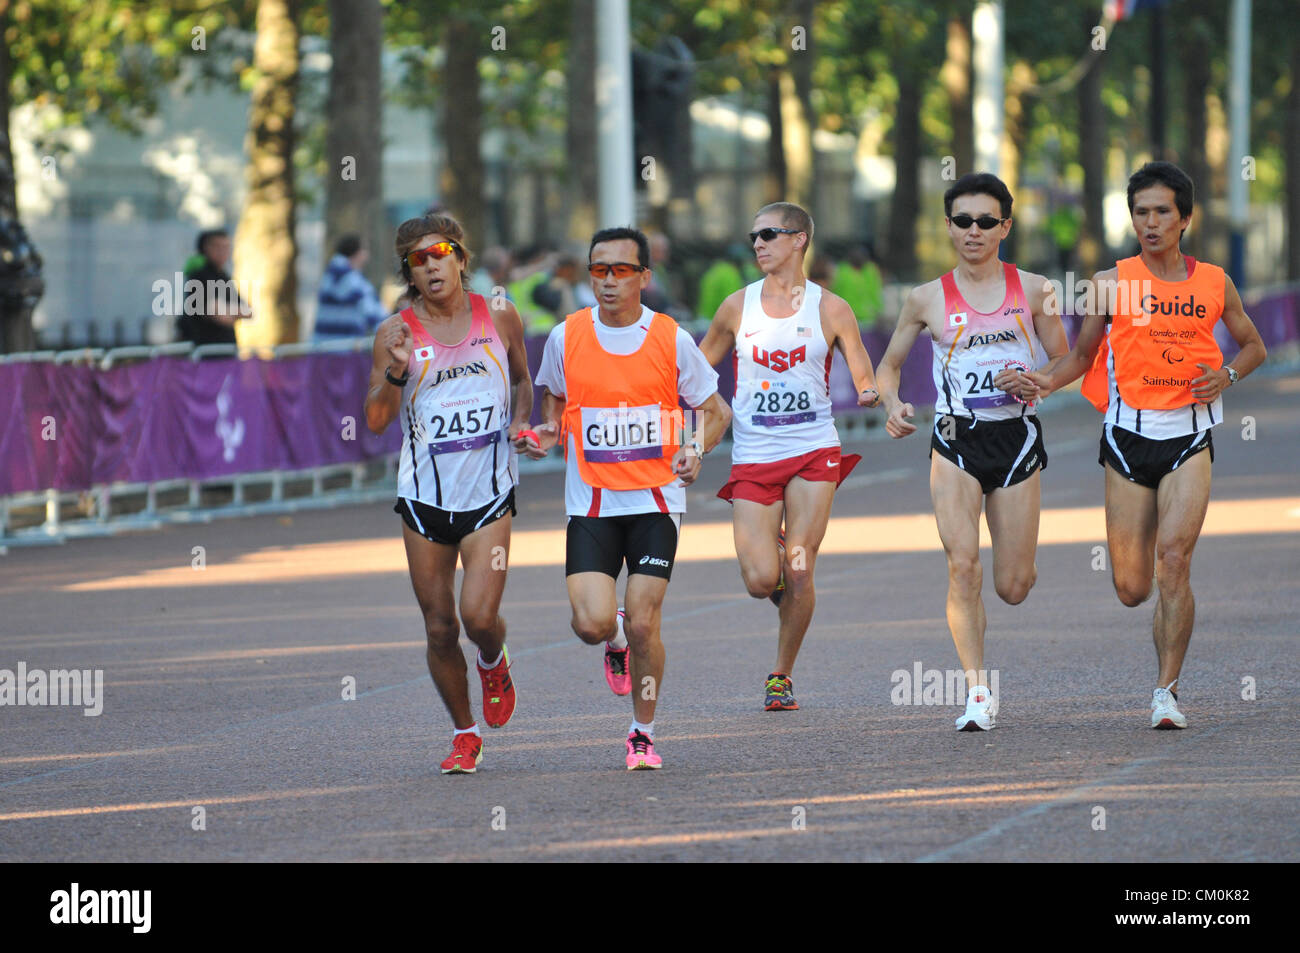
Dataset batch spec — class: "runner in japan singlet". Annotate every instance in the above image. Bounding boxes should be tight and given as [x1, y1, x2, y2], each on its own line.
[931, 262, 1043, 421]
[396, 294, 517, 510]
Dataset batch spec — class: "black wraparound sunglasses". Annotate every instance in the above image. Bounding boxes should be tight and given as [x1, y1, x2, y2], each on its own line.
[949, 214, 1008, 230]
[748, 227, 802, 245]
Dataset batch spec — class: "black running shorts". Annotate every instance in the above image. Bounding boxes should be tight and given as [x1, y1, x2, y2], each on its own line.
[395, 488, 516, 546]
[565, 512, 681, 580]
[1099, 424, 1214, 489]
[930, 414, 1047, 494]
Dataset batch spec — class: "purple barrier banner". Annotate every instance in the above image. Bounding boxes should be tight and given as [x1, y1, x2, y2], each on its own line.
[1, 354, 400, 495]
[5, 291, 1295, 497]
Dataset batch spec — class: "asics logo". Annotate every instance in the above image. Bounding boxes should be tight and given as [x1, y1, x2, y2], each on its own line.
[1023, 454, 1038, 470]
[638, 555, 670, 568]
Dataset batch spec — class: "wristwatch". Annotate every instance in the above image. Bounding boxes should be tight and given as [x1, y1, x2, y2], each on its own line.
[1225, 366, 1239, 385]
[385, 367, 410, 387]
[689, 439, 704, 457]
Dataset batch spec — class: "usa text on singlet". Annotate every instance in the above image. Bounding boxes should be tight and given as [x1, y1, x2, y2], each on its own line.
[730, 279, 840, 465]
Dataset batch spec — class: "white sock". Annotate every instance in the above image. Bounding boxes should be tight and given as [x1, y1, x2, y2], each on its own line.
[630, 719, 654, 738]
[607, 610, 628, 650]
[454, 724, 481, 738]
[478, 648, 503, 669]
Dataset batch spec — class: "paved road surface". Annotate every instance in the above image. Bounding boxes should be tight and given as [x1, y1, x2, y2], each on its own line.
[2, 377, 1297, 862]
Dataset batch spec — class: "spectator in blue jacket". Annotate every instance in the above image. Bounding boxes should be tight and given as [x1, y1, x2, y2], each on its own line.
[314, 234, 388, 340]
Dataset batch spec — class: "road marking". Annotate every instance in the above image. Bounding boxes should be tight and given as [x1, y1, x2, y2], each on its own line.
[913, 757, 1163, 863]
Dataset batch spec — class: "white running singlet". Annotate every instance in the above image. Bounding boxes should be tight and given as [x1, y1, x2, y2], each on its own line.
[931, 263, 1044, 421]
[396, 295, 517, 511]
[730, 279, 839, 464]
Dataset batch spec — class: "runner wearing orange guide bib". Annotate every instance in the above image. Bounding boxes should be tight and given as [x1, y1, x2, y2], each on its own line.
[520, 226, 732, 770]
[1027, 162, 1267, 729]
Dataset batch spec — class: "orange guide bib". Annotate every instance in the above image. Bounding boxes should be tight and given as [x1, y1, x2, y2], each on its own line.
[562, 308, 682, 490]
[1081, 255, 1225, 412]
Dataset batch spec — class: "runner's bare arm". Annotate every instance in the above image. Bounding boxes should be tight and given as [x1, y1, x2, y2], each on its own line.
[696, 290, 742, 367]
[996, 270, 1070, 400]
[877, 284, 930, 437]
[497, 301, 534, 440]
[1190, 274, 1267, 403]
[672, 391, 731, 485]
[364, 314, 412, 434]
[519, 387, 564, 460]
[821, 290, 879, 407]
[1026, 267, 1114, 397]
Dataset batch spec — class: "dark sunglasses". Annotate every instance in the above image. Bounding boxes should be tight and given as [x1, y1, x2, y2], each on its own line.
[949, 214, 1008, 230]
[405, 240, 462, 268]
[587, 262, 646, 279]
[748, 227, 802, 245]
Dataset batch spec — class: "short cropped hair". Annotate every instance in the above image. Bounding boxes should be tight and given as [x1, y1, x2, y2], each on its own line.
[943, 173, 1013, 220]
[1127, 161, 1194, 220]
[589, 226, 650, 268]
[754, 202, 814, 245]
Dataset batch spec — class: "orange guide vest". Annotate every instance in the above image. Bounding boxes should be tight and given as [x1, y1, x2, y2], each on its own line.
[1081, 255, 1225, 412]
[561, 308, 683, 490]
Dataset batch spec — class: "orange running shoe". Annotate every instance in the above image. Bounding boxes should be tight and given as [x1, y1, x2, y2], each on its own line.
[440, 732, 483, 774]
[478, 645, 517, 728]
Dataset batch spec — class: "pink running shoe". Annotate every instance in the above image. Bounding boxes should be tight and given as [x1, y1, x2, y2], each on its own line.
[604, 608, 632, 696]
[625, 730, 662, 770]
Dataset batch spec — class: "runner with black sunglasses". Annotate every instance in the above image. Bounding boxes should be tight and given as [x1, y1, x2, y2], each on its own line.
[699, 202, 882, 712]
[874, 173, 1069, 731]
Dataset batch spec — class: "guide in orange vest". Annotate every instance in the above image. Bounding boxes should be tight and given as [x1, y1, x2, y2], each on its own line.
[875, 173, 1070, 733]
[698, 201, 884, 713]
[519, 226, 732, 771]
[1027, 161, 1267, 730]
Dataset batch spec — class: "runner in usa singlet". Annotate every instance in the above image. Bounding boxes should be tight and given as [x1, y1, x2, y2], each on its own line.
[932, 261, 1044, 420]
[396, 293, 517, 511]
[730, 279, 840, 464]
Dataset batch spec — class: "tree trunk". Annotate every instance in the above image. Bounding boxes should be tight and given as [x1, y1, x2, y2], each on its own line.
[324, 0, 385, 295]
[441, 17, 485, 247]
[236, 0, 300, 346]
[887, 67, 921, 281]
[782, 0, 816, 209]
[1000, 61, 1034, 264]
[0, 0, 40, 353]
[1077, 33, 1106, 275]
[1182, 10, 1212, 260]
[1288, 33, 1300, 280]
[942, 14, 974, 177]
[566, 0, 598, 242]
[765, 72, 786, 203]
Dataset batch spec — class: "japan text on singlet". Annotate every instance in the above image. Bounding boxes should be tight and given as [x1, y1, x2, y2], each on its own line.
[396, 294, 516, 510]
[931, 262, 1043, 421]
[730, 279, 839, 464]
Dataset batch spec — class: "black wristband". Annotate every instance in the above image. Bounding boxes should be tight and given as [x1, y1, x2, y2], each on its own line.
[385, 368, 410, 387]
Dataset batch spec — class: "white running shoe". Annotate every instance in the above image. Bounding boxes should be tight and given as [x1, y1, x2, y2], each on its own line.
[955, 685, 997, 731]
[1150, 682, 1187, 729]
